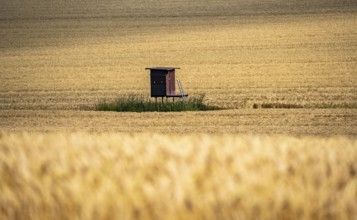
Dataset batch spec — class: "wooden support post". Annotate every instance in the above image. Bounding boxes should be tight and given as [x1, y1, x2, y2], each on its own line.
[161, 97, 164, 104]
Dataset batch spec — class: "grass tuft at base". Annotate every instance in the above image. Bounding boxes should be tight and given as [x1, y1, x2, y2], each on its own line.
[95, 94, 221, 112]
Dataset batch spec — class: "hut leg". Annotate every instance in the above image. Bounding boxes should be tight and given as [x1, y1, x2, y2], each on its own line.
[161, 97, 164, 104]
[155, 97, 157, 105]
[173, 97, 175, 104]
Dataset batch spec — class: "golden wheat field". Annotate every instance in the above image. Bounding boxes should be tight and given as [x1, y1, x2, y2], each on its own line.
[0, 0, 357, 219]
[1, 132, 357, 220]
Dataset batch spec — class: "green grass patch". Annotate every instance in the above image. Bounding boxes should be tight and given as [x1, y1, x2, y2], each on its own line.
[96, 94, 221, 112]
[253, 103, 304, 109]
[252, 102, 357, 109]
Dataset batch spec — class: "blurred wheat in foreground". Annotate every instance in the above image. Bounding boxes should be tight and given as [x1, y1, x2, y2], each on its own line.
[0, 133, 356, 220]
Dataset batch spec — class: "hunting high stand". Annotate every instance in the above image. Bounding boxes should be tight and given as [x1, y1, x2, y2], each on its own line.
[145, 67, 188, 103]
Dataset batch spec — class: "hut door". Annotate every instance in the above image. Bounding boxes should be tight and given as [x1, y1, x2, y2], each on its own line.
[151, 75, 166, 97]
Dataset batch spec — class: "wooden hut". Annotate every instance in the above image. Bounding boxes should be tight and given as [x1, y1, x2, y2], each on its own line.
[145, 67, 188, 99]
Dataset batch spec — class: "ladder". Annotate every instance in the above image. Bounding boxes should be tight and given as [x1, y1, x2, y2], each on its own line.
[176, 80, 187, 101]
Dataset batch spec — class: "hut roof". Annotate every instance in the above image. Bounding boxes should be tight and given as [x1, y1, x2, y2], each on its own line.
[145, 67, 180, 71]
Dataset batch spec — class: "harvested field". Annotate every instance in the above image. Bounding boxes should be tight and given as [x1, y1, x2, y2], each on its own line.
[1, 10, 356, 134]
[0, 109, 356, 135]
